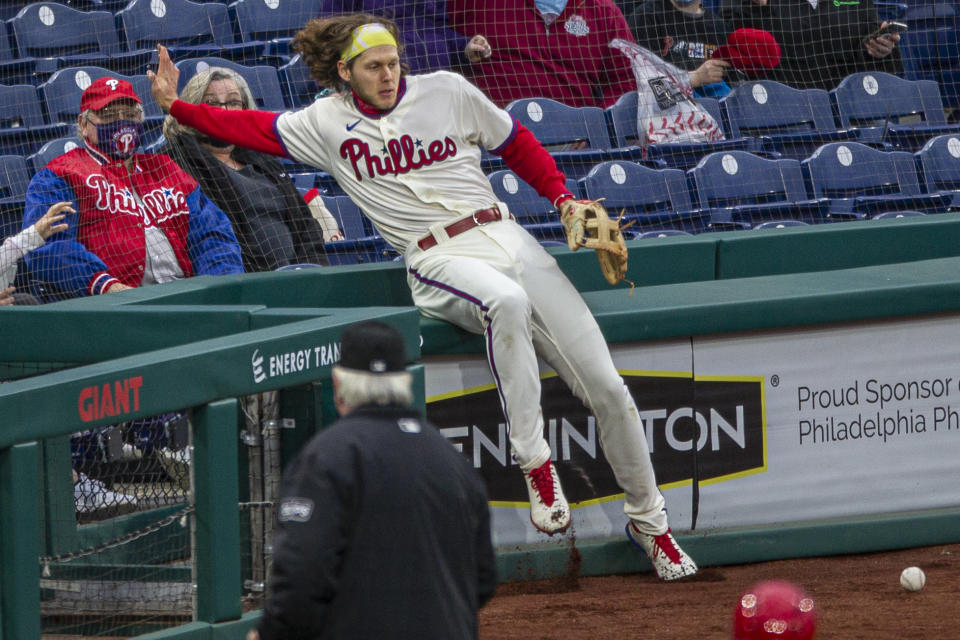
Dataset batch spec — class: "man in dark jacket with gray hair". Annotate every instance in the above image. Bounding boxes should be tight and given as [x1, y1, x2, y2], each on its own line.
[251, 320, 497, 640]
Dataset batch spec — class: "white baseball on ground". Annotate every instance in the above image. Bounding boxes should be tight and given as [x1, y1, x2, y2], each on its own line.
[900, 566, 926, 592]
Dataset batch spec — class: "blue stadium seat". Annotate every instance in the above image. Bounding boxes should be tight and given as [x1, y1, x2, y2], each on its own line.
[872, 210, 927, 219]
[831, 72, 960, 150]
[278, 54, 317, 109]
[605, 90, 759, 169]
[0, 154, 31, 238]
[0, 21, 39, 86]
[229, 0, 317, 61]
[0, 154, 29, 201]
[802, 142, 954, 215]
[117, 0, 261, 64]
[915, 134, 960, 193]
[874, 0, 908, 20]
[752, 220, 811, 229]
[688, 151, 833, 228]
[288, 169, 343, 196]
[487, 169, 565, 242]
[722, 81, 859, 160]
[900, 4, 960, 109]
[39, 67, 165, 146]
[0, 84, 71, 156]
[635, 229, 693, 238]
[275, 263, 324, 271]
[9, 3, 154, 79]
[505, 97, 613, 178]
[26, 136, 82, 173]
[175, 57, 287, 112]
[578, 160, 708, 233]
[318, 195, 393, 264]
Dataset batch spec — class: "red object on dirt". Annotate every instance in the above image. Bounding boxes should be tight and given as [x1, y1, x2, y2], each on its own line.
[732, 579, 818, 639]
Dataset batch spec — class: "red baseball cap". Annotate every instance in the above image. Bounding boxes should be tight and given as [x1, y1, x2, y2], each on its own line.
[80, 76, 142, 112]
[712, 28, 781, 76]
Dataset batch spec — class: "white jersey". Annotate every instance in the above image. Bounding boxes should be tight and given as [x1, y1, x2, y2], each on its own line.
[275, 71, 514, 252]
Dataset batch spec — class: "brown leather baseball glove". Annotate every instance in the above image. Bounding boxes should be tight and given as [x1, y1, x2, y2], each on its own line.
[560, 198, 629, 286]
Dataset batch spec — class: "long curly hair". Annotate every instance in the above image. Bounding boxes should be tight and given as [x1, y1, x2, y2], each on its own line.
[292, 13, 408, 93]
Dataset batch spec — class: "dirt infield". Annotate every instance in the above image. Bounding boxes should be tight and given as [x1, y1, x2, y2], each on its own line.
[480, 542, 960, 639]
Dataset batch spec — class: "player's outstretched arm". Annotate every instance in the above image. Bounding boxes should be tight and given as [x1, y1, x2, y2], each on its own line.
[147, 45, 180, 113]
[149, 45, 286, 157]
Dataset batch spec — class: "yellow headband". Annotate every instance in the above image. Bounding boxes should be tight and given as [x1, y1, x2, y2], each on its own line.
[340, 23, 397, 62]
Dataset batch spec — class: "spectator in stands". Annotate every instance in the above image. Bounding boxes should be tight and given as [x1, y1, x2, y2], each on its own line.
[446, 0, 639, 108]
[320, 0, 492, 74]
[163, 67, 338, 271]
[624, 0, 734, 96]
[1, 202, 70, 305]
[247, 320, 495, 640]
[22, 76, 243, 298]
[721, 0, 902, 91]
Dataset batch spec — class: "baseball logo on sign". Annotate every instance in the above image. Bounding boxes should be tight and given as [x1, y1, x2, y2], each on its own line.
[721, 154, 739, 175]
[609, 163, 627, 184]
[526, 102, 544, 122]
[948, 137, 960, 159]
[836, 145, 853, 166]
[74, 70, 92, 90]
[751, 84, 768, 105]
[501, 173, 520, 194]
[862, 75, 879, 95]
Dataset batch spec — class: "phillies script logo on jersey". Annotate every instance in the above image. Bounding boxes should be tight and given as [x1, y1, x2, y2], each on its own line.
[340, 134, 457, 181]
[85, 174, 188, 226]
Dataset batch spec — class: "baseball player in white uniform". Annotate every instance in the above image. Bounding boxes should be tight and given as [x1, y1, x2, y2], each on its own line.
[149, 13, 697, 581]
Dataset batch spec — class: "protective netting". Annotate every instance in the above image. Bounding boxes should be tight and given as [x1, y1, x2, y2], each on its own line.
[2, 0, 960, 305]
[0, 354, 282, 638]
[28, 397, 283, 638]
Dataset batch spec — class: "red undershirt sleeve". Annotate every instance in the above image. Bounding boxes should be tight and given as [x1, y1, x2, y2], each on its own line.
[496, 123, 574, 208]
[169, 101, 288, 157]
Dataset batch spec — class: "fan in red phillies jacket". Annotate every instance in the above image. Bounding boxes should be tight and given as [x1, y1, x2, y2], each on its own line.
[23, 76, 243, 298]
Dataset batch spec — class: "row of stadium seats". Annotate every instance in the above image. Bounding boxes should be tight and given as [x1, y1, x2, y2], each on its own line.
[0, 0, 306, 86]
[486, 138, 960, 237]
[4, 141, 956, 279]
[293, 135, 960, 264]
[2, 0, 959, 109]
[4, 134, 960, 275]
[4, 64, 958, 164]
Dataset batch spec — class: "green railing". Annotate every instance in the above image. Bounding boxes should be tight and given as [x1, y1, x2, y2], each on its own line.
[0, 304, 421, 640]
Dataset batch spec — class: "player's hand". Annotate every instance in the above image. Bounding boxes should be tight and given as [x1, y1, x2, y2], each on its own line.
[0, 286, 14, 306]
[689, 59, 730, 88]
[34, 201, 72, 239]
[865, 23, 900, 58]
[105, 282, 134, 294]
[245, 629, 260, 640]
[465, 35, 492, 63]
[147, 45, 181, 113]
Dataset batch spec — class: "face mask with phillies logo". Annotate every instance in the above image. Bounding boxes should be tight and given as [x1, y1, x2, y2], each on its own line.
[94, 120, 145, 160]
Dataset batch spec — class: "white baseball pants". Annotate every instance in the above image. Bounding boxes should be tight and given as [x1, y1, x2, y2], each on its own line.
[405, 217, 668, 534]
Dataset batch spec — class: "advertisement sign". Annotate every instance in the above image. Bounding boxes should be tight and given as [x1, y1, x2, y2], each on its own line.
[424, 315, 960, 546]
